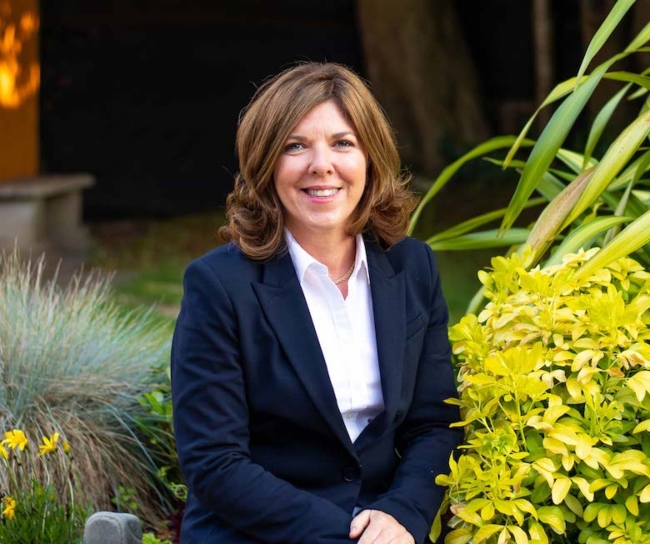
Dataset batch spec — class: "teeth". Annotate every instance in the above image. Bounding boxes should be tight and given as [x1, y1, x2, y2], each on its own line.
[306, 188, 339, 197]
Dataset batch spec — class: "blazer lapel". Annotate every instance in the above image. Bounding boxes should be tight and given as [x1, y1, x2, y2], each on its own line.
[366, 241, 406, 428]
[252, 254, 355, 454]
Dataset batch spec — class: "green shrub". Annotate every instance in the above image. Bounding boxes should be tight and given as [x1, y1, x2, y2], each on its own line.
[434, 248, 650, 543]
[0, 250, 172, 524]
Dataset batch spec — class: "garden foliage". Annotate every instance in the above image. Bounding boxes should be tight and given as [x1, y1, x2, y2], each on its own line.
[0, 250, 172, 524]
[0, 427, 89, 543]
[435, 248, 650, 544]
[409, 0, 650, 318]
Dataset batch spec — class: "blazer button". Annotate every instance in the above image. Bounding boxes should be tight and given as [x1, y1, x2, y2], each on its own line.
[343, 466, 360, 482]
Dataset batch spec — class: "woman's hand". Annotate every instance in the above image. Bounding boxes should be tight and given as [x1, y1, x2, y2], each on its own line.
[349, 509, 415, 544]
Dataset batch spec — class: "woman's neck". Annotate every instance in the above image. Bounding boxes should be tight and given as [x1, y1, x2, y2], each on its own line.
[290, 230, 357, 279]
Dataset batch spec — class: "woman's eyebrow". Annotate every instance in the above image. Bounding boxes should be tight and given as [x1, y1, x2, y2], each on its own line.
[286, 131, 356, 141]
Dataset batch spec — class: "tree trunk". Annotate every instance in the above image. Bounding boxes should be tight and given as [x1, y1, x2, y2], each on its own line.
[356, 0, 490, 177]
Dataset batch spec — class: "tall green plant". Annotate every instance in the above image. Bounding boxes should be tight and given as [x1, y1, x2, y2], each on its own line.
[410, 0, 650, 313]
[0, 250, 173, 524]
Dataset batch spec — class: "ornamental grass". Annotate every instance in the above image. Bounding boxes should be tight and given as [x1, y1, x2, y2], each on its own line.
[0, 250, 172, 525]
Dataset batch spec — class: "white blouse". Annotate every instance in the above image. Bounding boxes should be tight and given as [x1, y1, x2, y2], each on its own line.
[286, 231, 384, 443]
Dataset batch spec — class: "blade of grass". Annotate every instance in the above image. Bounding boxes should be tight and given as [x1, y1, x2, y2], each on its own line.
[624, 20, 650, 52]
[408, 136, 531, 234]
[573, 209, 650, 280]
[603, 71, 650, 89]
[503, 76, 587, 168]
[544, 216, 630, 268]
[562, 108, 650, 229]
[500, 63, 609, 235]
[428, 229, 530, 251]
[606, 146, 650, 191]
[583, 84, 630, 167]
[429, 198, 545, 243]
[575, 0, 635, 85]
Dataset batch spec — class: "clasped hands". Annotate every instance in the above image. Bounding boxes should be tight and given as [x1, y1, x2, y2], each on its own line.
[349, 509, 415, 544]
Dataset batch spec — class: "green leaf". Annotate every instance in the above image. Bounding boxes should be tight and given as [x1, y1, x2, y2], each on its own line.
[473, 524, 504, 543]
[543, 216, 630, 268]
[583, 503, 605, 523]
[628, 371, 650, 402]
[429, 199, 545, 243]
[428, 229, 530, 251]
[608, 149, 650, 191]
[562, 109, 650, 228]
[563, 494, 584, 517]
[444, 528, 473, 544]
[632, 419, 650, 434]
[583, 84, 630, 167]
[408, 136, 531, 234]
[537, 506, 565, 534]
[525, 168, 596, 265]
[597, 505, 611, 528]
[604, 71, 650, 90]
[507, 525, 529, 544]
[625, 20, 650, 52]
[500, 63, 609, 235]
[626, 495, 639, 516]
[575, 0, 635, 84]
[552, 477, 572, 505]
[504, 77, 588, 169]
[640, 484, 650, 503]
[572, 209, 650, 280]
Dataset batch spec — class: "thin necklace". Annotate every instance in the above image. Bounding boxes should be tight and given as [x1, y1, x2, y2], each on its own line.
[332, 262, 355, 285]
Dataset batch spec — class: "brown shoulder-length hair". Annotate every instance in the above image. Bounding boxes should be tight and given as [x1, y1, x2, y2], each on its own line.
[219, 62, 418, 260]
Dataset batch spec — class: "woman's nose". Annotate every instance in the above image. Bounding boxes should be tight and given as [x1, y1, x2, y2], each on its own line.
[309, 146, 333, 175]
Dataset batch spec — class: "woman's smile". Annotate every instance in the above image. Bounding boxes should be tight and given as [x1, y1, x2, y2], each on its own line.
[303, 187, 341, 198]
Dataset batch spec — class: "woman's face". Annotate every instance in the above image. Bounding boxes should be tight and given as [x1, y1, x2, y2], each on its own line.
[273, 100, 367, 242]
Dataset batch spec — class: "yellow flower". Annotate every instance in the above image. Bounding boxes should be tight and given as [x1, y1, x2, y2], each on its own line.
[38, 432, 59, 456]
[2, 497, 16, 520]
[2, 430, 28, 451]
[63, 441, 71, 455]
[0, 444, 8, 460]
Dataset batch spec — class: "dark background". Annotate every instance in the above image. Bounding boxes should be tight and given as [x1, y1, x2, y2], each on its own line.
[39, 0, 583, 220]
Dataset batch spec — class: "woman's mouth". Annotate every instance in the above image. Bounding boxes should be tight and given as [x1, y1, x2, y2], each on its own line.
[303, 188, 340, 197]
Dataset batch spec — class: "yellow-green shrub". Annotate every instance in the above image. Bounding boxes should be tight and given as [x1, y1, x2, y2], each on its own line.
[435, 248, 650, 544]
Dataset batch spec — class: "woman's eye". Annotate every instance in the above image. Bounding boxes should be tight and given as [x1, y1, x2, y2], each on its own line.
[335, 140, 354, 148]
[284, 142, 303, 152]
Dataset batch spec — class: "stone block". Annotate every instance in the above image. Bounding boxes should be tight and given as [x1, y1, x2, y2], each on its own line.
[84, 512, 143, 544]
[0, 174, 95, 254]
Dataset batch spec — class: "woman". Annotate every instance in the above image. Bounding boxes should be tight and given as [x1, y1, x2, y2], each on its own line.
[171, 62, 462, 544]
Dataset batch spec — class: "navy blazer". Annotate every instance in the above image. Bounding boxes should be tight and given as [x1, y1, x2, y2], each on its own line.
[171, 236, 462, 544]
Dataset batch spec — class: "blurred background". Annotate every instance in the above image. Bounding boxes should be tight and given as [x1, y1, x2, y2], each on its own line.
[1, 0, 649, 320]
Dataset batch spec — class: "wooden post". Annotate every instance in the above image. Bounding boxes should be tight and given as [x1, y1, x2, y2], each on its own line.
[0, 0, 40, 183]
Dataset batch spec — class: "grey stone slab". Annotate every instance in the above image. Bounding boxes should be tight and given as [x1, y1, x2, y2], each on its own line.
[0, 174, 95, 199]
[0, 174, 95, 253]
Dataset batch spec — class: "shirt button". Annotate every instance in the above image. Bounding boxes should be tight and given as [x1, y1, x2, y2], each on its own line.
[343, 466, 360, 482]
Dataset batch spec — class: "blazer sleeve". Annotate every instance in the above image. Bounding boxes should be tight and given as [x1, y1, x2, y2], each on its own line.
[171, 258, 355, 544]
[364, 244, 463, 543]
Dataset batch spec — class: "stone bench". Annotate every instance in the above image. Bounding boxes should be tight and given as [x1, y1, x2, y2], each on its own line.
[0, 174, 95, 254]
